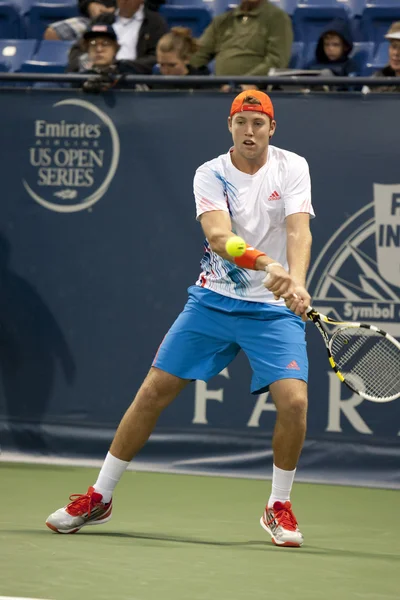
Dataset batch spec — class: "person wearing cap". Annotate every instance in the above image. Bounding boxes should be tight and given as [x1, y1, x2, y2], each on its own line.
[371, 22, 400, 92]
[75, 24, 144, 90]
[82, 24, 119, 68]
[46, 91, 313, 550]
[190, 0, 293, 82]
[48, 0, 168, 75]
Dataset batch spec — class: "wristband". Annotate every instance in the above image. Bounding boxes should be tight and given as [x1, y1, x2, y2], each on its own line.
[234, 245, 266, 270]
[265, 262, 282, 273]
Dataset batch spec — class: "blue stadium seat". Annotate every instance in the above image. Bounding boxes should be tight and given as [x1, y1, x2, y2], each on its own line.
[269, 0, 299, 16]
[160, 6, 212, 37]
[27, 0, 79, 39]
[0, 1, 24, 37]
[18, 39, 73, 72]
[345, 0, 367, 17]
[293, 1, 351, 43]
[210, 0, 237, 15]
[289, 41, 305, 68]
[350, 41, 375, 74]
[12, 0, 32, 14]
[364, 40, 389, 74]
[360, 2, 400, 45]
[0, 39, 36, 71]
[373, 40, 390, 64]
[304, 41, 317, 66]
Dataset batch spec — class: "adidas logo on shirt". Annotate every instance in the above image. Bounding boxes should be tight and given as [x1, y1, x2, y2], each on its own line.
[268, 190, 280, 200]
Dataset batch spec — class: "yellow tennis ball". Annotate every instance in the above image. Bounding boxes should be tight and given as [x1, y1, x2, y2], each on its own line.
[225, 236, 246, 257]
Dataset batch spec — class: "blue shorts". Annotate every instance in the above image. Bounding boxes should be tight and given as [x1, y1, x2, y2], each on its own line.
[152, 286, 308, 394]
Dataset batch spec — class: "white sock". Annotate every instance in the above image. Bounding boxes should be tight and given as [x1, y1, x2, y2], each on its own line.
[268, 464, 296, 507]
[93, 452, 129, 503]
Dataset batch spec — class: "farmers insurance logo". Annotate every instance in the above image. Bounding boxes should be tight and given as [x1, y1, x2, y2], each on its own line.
[23, 99, 120, 213]
[307, 183, 400, 337]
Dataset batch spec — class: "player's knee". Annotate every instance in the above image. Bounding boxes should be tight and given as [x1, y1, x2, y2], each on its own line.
[280, 394, 308, 421]
[138, 378, 166, 409]
[137, 369, 185, 411]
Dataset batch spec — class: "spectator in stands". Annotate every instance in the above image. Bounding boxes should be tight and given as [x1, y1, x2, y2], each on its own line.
[77, 23, 140, 91]
[44, 0, 165, 41]
[66, 0, 168, 73]
[189, 0, 292, 88]
[372, 22, 400, 92]
[306, 19, 356, 77]
[156, 27, 209, 78]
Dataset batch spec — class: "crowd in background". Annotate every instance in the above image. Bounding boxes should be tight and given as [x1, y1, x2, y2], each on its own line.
[40, 0, 400, 91]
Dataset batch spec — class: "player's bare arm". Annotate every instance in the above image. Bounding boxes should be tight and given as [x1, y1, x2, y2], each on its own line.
[285, 212, 312, 318]
[199, 210, 274, 267]
[198, 210, 234, 260]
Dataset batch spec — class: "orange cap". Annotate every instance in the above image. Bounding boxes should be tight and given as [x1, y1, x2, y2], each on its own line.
[230, 90, 274, 120]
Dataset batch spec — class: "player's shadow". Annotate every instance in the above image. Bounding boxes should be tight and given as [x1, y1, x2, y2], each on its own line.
[78, 531, 400, 561]
[0, 232, 76, 452]
[10, 529, 400, 562]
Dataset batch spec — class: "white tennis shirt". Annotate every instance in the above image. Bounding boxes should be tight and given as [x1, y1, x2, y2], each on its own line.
[194, 145, 315, 303]
[114, 5, 145, 61]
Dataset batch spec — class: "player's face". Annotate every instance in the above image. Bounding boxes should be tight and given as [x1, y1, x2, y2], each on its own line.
[389, 40, 400, 74]
[228, 112, 275, 161]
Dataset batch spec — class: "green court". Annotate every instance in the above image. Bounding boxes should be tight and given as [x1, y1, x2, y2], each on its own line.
[1, 463, 398, 600]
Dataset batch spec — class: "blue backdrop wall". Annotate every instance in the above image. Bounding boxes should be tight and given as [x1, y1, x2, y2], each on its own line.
[0, 90, 399, 488]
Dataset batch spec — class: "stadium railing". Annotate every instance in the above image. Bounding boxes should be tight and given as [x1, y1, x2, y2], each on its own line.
[0, 73, 399, 87]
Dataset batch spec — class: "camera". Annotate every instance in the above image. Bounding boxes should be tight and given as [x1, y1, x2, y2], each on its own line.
[82, 67, 116, 93]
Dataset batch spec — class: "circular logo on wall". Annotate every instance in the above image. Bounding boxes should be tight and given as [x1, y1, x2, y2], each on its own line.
[23, 99, 120, 213]
[307, 184, 400, 338]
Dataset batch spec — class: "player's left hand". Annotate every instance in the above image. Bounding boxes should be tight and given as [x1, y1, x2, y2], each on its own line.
[285, 285, 311, 321]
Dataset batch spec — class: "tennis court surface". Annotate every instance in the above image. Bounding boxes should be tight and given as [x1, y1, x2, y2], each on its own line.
[1, 463, 398, 600]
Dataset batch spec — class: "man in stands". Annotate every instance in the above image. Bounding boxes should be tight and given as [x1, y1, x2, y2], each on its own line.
[62, 0, 167, 74]
[372, 22, 400, 92]
[190, 0, 293, 87]
[44, 0, 164, 41]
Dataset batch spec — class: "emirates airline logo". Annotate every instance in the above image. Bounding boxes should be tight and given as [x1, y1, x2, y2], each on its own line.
[23, 99, 120, 213]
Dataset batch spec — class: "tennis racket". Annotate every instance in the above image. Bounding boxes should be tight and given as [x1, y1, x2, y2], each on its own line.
[306, 307, 400, 403]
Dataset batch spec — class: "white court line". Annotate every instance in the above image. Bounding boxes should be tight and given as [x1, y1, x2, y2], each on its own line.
[1, 451, 398, 490]
[0, 597, 52, 600]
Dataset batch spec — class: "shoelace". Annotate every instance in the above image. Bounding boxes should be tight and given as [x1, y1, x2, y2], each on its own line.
[268, 504, 298, 531]
[67, 492, 96, 517]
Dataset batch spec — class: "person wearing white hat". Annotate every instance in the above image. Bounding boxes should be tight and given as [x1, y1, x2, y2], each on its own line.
[372, 21, 400, 91]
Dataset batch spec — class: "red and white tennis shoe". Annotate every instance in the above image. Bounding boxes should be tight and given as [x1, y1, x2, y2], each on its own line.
[45, 486, 112, 534]
[260, 501, 303, 547]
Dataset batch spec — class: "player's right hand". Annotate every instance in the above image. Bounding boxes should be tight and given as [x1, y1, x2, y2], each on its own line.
[285, 285, 311, 321]
[262, 264, 295, 300]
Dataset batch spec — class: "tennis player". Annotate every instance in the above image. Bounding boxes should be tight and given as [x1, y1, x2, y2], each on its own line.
[46, 90, 314, 547]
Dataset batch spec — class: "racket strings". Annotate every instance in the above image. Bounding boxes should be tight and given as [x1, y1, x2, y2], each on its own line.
[330, 328, 400, 399]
